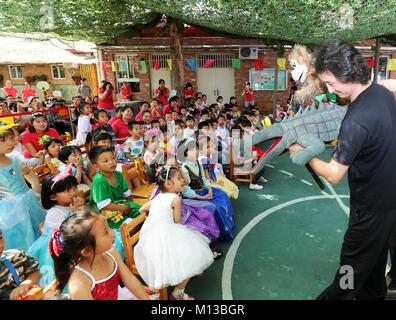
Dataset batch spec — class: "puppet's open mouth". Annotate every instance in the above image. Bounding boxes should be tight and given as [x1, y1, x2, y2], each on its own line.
[261, 137, 283, 158]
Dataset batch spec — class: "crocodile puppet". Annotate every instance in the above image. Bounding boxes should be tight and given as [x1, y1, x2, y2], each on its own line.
[250, 102, 347, 175]
[249, 45, 348, 179]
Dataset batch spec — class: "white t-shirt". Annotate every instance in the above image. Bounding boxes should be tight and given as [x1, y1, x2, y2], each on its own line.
[215, 127, 230, 146]
[76, 115, 92, 145]
[184, 127, 196, 138]
[45, 205, 73, 230]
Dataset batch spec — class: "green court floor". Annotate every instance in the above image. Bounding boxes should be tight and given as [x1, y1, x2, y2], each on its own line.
[188, 147, 353, 300]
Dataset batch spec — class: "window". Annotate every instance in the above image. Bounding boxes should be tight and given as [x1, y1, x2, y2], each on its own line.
[196, 53, 237, 68]
[115, 55, 140, 92]
[8, 65, 23, 79]
[51, 65, 66, 79]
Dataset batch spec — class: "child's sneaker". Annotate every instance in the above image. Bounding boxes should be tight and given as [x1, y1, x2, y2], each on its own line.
[170, 292, 195, 300]
[259, 177, 268, 183]
[249, 183, 263, 190]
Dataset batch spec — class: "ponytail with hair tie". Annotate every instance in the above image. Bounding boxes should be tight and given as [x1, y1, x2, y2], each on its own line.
[48, 228, 64, 257]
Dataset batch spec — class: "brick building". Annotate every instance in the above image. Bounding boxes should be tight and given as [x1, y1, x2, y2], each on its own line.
[0, 33, 98, 101]
[97, 26, 396, 113]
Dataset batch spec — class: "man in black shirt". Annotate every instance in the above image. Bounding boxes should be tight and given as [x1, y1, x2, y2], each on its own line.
[289, 40, 396, 299]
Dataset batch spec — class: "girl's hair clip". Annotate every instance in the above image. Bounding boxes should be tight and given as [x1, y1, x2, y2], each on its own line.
[48, 228, 64, 257]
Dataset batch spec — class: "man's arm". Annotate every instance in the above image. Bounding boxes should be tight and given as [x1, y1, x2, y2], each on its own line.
[289, 144, 349, 185]
[308, 157, 349, 185]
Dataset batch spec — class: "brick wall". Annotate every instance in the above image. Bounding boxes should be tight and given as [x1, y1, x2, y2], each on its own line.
[0, 63, 79, 100]
[98, 35, 396, 109]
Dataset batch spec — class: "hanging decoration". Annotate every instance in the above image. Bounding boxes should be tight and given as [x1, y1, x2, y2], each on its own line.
[153, 60, 160, 70]
[387, 58, 396, 71]
[277, 58, 286, 69]
[167, 59, 173, 71]
[367, 57, 375, 69]
[186, 59, 196, 72]
[111, 61, 116, 72]
[232, 58, 241, 69]
[204, 59, 215, 68]
[140, 60, 147, 73]
[254, 58, 264, 70]
[101, 62, 107, 71]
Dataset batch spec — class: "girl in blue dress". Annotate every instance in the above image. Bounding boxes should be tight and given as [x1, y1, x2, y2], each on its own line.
[179, 139, 235, 240]
[0, 125, 46, 251]
[28, 173, 82, 288]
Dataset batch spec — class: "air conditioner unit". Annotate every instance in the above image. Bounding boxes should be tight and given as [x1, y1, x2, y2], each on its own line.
[239, 47, 258, 59]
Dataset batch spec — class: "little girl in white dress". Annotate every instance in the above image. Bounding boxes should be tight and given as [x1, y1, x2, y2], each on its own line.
[134, 166, 214, 300]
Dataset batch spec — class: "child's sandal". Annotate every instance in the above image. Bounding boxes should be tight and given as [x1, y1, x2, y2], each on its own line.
[212, 248, 223, 260]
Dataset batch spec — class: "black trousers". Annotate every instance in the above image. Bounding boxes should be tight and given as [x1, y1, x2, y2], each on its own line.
[317, 206, 396, 300]
[388, 223, 396, 280]
[252, 167, 265, 184]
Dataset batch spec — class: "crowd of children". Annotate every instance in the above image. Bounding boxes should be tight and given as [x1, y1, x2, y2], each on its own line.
[0, 83, 274, 300]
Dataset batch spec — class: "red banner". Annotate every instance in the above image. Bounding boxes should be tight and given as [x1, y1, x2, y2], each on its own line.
[367, 57, 375, 69]
[153, 60, 160, 70]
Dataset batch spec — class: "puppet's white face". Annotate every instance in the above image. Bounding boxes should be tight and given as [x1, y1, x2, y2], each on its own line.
[290, 59, 308, 83]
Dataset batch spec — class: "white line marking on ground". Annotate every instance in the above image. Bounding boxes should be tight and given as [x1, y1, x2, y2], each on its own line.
[321, 178, 349, 216]
[300, 179, 313, 186]
[321, 191, 331, 197]
[279, 170, 294, 176]
[222, 194, 350, 300]
[265, 164, 275, 168]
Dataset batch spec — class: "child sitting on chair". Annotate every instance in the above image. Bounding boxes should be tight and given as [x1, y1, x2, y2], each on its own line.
[59, 146, 92, 187]
[179, 139, 235, 240]
[198, 136, 239, 199]
[49, 210, 150, 300]
[43, 138, 64, 174]
[231, 119, 267, 191]
[88, 146, 141, 228]
[0, 228, 41, 300]
[123, 121, 144, 162]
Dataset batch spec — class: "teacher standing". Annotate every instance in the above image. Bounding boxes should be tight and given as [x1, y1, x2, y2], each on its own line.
[289, 40, 396, 300]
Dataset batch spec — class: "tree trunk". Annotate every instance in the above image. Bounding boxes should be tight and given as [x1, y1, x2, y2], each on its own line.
[273, 53, 279, 117]
[373, 37, 381, 83]
[169, 19, 184, 98]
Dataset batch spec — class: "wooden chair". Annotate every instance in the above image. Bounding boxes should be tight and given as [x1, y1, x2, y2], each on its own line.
[33, 163, 52, 181]
[120, 213, 168, 300]
[59, 133, 72, 144]
[121, 162, 155, 200]
[229, 143, 253, 184]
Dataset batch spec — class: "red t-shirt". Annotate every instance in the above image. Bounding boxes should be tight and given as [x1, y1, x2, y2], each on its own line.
[20, 128, 59, 158]
[135, 108, 164, 122]
[183, 87, 195, 99]
[164, 105, 182, 115]
[111, 118, 131, 141]
[120, 86, 132, 100]
[244, 88, 254, 102]
[108, 115, 119, 126]
[4, 87, 18, 98]
[98, 87, 115, 110]
[154, 87, 170, 107]
[22, 89, 37, 102]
